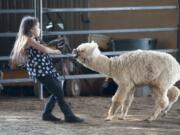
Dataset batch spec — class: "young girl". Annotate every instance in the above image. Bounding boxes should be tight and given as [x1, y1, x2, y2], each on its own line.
[10, 16, 83, 123]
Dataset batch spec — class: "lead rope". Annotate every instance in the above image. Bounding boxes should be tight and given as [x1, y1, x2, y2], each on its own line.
[57, 36, 80, 81]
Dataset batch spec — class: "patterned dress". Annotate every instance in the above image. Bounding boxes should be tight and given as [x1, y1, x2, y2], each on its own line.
[26, 47, 60, 80]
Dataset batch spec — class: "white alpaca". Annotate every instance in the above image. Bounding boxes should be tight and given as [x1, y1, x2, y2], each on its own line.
[73, 42, 180, 122]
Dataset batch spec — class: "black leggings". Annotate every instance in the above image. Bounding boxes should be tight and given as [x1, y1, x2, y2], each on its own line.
[37, 75, 74, 117]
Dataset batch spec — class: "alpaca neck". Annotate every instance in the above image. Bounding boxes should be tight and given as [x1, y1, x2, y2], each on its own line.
[90, 54, 111, 76]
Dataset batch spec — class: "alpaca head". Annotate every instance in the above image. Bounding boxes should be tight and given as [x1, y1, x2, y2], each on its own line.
[72, 41, 100, 65]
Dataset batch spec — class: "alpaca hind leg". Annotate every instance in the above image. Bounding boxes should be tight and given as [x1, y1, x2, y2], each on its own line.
[147, 88, 169, 122]
[162, 86, 180, 117]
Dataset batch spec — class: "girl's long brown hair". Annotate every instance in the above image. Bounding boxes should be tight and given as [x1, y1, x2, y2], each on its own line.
[10, 16, 38, 68]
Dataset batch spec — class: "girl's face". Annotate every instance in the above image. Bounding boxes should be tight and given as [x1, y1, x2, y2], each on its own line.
[31, 22, 40, 37]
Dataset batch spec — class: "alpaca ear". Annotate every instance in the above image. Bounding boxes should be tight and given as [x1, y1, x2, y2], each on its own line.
[91, 41, 98, 48]
[91, 40, 95, 43]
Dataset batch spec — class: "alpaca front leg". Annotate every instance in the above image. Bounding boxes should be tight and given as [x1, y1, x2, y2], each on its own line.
[118, 88, 135, 120]
[161, 102, 173, 118]
[106, 85, 131, 121]
[162, 86, 180, 117]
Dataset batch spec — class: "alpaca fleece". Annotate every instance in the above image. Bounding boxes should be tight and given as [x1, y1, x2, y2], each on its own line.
[73, 42, 180, 121]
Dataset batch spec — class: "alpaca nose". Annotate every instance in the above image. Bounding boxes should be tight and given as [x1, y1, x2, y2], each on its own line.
[72, 49, 78, 58]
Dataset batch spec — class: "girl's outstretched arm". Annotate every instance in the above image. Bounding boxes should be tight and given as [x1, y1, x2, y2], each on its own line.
[26, 38, 61, 54]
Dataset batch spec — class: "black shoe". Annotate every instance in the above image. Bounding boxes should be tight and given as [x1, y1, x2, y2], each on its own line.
[65, 115, 84, 123]
[42, 113, 61, 122]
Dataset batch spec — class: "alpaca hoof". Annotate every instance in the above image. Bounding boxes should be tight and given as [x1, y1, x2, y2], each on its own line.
[144, 118, 152, 123]
[105, 116, 114, 121]
[144, 117, 153, 123]
[105, 116, 111, 121]
[105, 117, 111, 121]
[161, 113, 167, 118]
[118, 116, 126, 120]
[105, 118, 111, 121]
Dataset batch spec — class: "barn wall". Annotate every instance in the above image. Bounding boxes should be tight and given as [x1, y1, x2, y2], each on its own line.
[88, 0, 178, 49]
[0, 0, 178, 55]
[0, 0, 88, 56]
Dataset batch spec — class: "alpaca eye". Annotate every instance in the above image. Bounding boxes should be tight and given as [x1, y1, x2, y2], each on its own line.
[80, 50, 85, 53]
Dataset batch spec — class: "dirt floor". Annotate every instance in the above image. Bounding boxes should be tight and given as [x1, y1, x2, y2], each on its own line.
[0, 96, 180, 135]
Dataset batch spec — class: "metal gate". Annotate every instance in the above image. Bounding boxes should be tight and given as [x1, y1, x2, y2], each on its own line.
[0, 0, 180, 98]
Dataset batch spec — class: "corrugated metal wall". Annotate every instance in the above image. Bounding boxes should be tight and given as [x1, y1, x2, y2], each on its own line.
[0, 0, 179, 56]
[0, 0, 88, 56]
[88, 0, 178, 49]
[0, 0, 34, 32]
[0, 0, 34, 56]
[43, 0, 88, 48]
